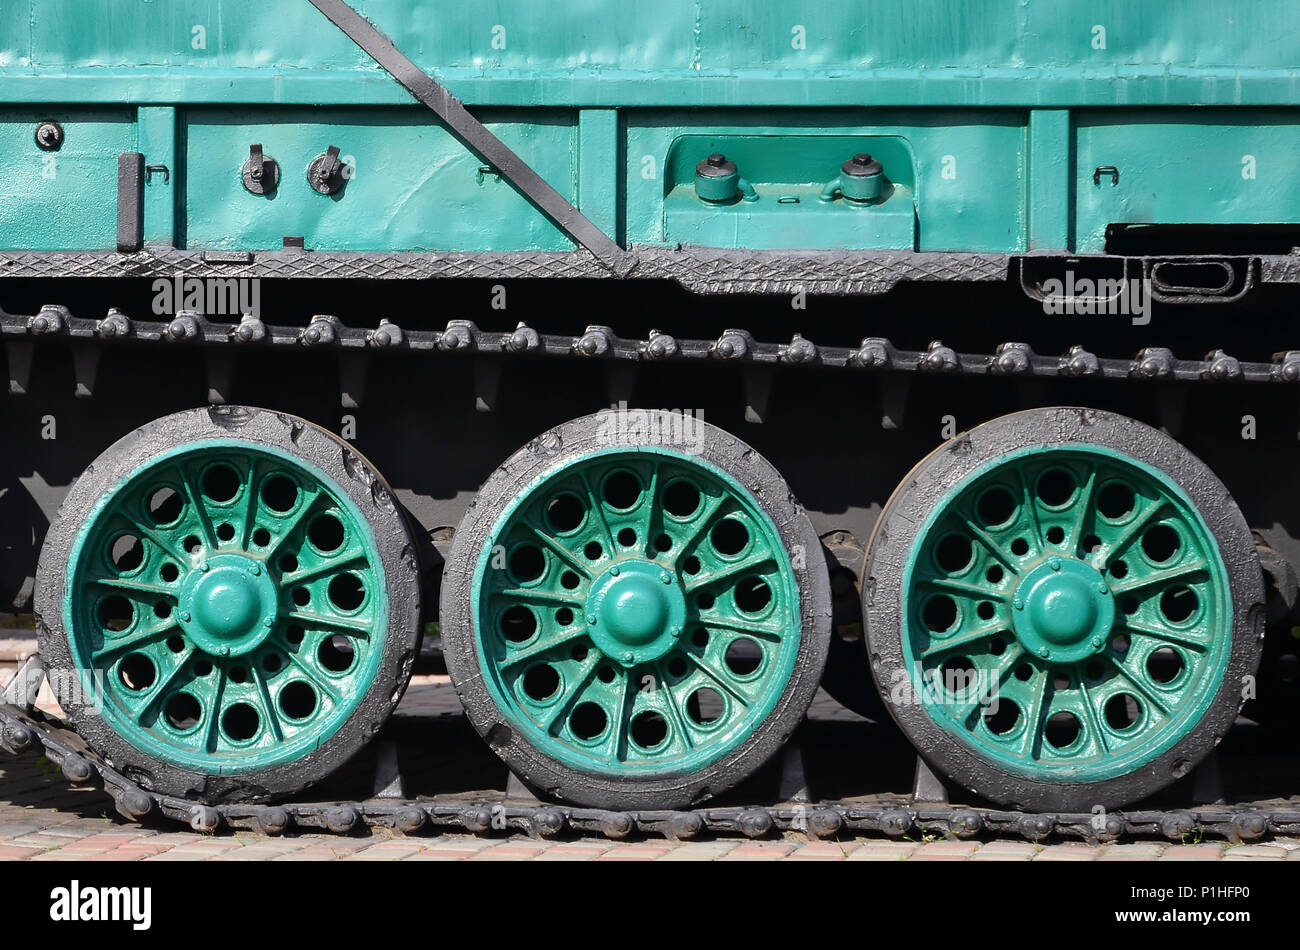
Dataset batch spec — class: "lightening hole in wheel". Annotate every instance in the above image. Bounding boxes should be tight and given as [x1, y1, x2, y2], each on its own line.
[501, 606, 536, 643]
[1085, 660, 1105, 681]
[1045, 525, 1065, 545]
[697, 592, 715, 611]
[922, 595, 958, 633]
[261, 475, 298, 513]
[317, 635, 355, 673]
[286, 625, 304, 646]
[1010, 538, 1029, 556]
[280, 555, 298, 574]
[292, 587, 310, 607]
[202, 464, 241, 503]
[308, 513, 344, 553]
[683, 556, 701, 575]
[1098, 483, 1136, 520]
[556, 607, 574, 626]
[110, 534, 144, 572]
[977, 601, 995, 621]
[1146, 646, 1185, 684]
[572, 644, 588, 661]
[1045, 711, 1081, 749]
[509, 544, 544, 582]
[328, 572, 365, 611]
[617, 528, 637, 547]
[119, 653, 155, 690]
[724, 637, 762, 676]
[1110, 560, 1128, 579]
[166, 635, 184, 652]
[148, 486, 184, 526]
[631, 711, 668, 749]
[164, 693, 201, 731]
[1160, 586, 1197, 624]
[940, 656, 977, 696]
[222, 703, 259, 741]
[195, 660, 212, 676]
[160, 563, 179, 583]
[1120, 595, 1138, 615]
[560, 571, 580, 590]
[935, 534, 973, 573]
[216, 522, 235, 543]
[584, 542, 602, 560]
[977, 487, 1016, 528]
[989, 635, 1006, 654]
[711, 518, 749, 556]
[1083, 534, 1101, 554]
[1053, 671, 1071, 690]
[663, 481, 701, 518]
[279, 681, 316, 719]
[570, 702, 607, 740]
[1105, 693, 1141, 731]
[692, 628, 709, 649]
[1015, 663, 1033, 681]
[1111, 633, 1130, 654]
[602, 471, 642, 511]
[546, 493, 584, 533]
[687, 687, 724, 725]
[986, 565, 1004, 584]
[655, 534, 672, 552]
[183, 535, 201, 554]
[229, 666, 247, 684]
[99, 596, 133, 632]
[667, 656, 687, 678]
[735, 577, 771, 613]
[1142, 524, 1181, 564]
[522, 664, 560, 701]
[596, 665, 615, 684]
[252, 528, 271, 547]
[984, 699, 1020, 736]
[262, 653, 283, 674]
[154, 601, 172, 619]
[1036, 469, 1076, 507]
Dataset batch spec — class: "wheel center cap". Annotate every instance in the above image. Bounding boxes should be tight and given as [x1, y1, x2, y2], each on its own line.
[1012, 557, 1115, 663]
[585, 560, 688, 667]
[178, 554, 278, 657]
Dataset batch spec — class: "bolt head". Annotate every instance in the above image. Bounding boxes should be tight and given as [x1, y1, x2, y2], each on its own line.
[707, 153, 726, 167]
[623, 651, 634, 663]
[1091, 637, 1102, 648]
[198, 559, 209, 572]
[220, 647, 230, 656]
[263, 618, 274, 628]
[610, 566, 620, 577]
[586, 614, 598, 626]
[1049, 557, 1061, 571]
[1098, 582, 1109, 593]
[250, 563, 261, 576]
[660, 571, 672, 584]
[1038, 647, 1051, 658]
[1013, 597, 1024, 610]
[179, 611, 191, 623]
[670, 625, 681, 637]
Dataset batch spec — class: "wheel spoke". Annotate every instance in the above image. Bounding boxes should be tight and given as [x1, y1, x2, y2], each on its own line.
[239, 455, 260, 551]
[264, 489, 328, 563]
[281, 611, 372, 640]
[670, 491, 734, 566]
[682, 650, 751, 707]
[1013, 467, 1045, 550]
[1104, 654, 1172, 716]
[281, 549, 370, 586]
[253, 670, 285, 742]
[1117, 618, 1210, 651]
[1102, 498, 1168, 563]
[1110, 560, 1210, 597]
[577, 471, 616, 552]
[1067, 465, 1099, 553]
[524, 523, 593, 580]
[683, 551, 774, 593]
[499, 628, 589, 669]
[91, 622, 181, 663]
[135, 651, 196, 724]
[957, 515, 1020, 575]
[494, 588, 584, 608]
[174, 463, 218, 551]
[85, 574, 177, 598]
[203, 666, 228, 752]
[918, 574, 1007, 601]
[919, 622, 1009, 660]
[1074, 675, 1110, 754]
[283, 649, 342, 704]
[543, 653, 602, 732]
[641, 465, 662, 559]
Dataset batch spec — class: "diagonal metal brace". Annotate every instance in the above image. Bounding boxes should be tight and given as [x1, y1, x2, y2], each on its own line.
[306, 0, 635, 276]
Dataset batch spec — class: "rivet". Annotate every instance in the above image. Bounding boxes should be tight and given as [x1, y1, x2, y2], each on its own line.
[1013, 597, 1024, 610]
[263, 618, 274, 628]
[250, 563, 261, 576]
[1091, 637, 1102, 648]
[586, 614, 598, 626]
[623, 651, 634, 662]
[1038, 647, 1051, 658]
[199, 559, 210, 572]
[670, 626, 681, 636]
[1098, 582, 1109, 594]
[611, 567, 620, 577]
[1049, 558, 1061, 571]
[661, 571, 672, 584]
[179, 611, 191, 622]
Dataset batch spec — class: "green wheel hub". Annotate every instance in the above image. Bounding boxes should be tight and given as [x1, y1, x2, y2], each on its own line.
[903, 446, 1232, 781]
[473, 448, 801, 775]
[64, 441, 388, 772]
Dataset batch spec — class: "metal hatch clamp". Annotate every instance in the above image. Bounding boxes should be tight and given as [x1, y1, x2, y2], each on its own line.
[306, 0, 637, 277]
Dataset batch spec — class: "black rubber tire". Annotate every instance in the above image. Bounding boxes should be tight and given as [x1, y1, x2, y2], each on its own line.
[864, 407, 1265, 812]
[35, 405, 422, 803]
[440, 411, 832, 809]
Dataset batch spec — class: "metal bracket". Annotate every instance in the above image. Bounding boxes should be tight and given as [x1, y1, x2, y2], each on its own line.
[305, 0, 634, 276]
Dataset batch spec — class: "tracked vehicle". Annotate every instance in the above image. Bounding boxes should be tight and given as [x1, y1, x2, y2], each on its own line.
[2, 0, 1298, 835]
